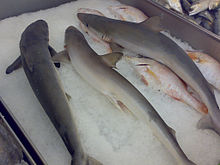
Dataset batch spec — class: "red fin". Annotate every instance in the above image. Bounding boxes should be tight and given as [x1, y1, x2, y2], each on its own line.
[141, 75, 148, 86]
[116, 100, 136, 118]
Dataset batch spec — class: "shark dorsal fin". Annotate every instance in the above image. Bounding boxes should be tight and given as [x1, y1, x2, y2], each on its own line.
[140, 16, 163, 33]
[101, 52, 123, 68]
[168, 126, 176, 139]
[52, 50, 70, 63]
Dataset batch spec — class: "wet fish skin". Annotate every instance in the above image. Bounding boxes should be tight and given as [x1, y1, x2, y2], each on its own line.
[187, 51, 220, 91]
[125, 56, 208, 114]
[77, 13, 220, 138]
[189, 0, 210, 16]
[6, 20, 101, 165]
[200, 18, 214, 31]
[181, 0, 192, 13]
[64, 25, 196, 165]
[77, 8, 112, 54]
[209, 0, 220, 9]
[197, 10, 215, 23]
[214, 8, 220, 35]
[108, 5, 148, 22]
[167, 0, 184, 13]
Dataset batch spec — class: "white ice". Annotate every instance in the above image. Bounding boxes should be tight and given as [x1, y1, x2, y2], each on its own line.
[0, 0, 220, 165]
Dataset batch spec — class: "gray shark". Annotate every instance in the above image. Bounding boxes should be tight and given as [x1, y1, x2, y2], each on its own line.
[52, 25, 196, 165]
[77, 13, 220, 138]
[6, 20, 102, 165]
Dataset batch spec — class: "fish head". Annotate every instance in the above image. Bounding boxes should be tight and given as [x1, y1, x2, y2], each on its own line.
[65, 26, 86, 46]
[77, 13, 113, 42]
[20, 20, 49, 48]
[209, 0, 220, 10]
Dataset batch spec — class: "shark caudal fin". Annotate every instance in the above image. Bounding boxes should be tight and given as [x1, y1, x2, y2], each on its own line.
[6, 56, 22, 74]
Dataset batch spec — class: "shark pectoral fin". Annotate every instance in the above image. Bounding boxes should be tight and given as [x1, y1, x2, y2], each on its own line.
[101, 52, 123, 68]
[87, 156, 103, 165]
[109, 42, 124, 53]
[52, 50, 70, 63]
[140, 16, 163, 32]
[197, 115, 214, 130]
[6, 56, 22, 74]
[168, 126, 177, 139]
[48, 46, 61, 68]
[65, 93, 72, 101]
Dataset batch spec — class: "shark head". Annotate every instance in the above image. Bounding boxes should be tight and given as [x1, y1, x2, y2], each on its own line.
[20, 20, 49, 47]
[77, 13, 113, 42]
[65, 26, 86, 45]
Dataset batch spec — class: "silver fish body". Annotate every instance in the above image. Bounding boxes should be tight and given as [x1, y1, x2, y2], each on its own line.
[214, 8, 220, 35]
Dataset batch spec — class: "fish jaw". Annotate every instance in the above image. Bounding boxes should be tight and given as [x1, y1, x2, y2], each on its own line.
[189, 0, 209, 16]
[108, 5, 148, 23]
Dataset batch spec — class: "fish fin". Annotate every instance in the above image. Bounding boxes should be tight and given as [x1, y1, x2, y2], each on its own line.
[197, 115, 214, 130]
[48, 45, 57, 57]
[48, 45, 60, 68]
[116, 100, 137, 118]
[101, 52, 123, 68]
[87, 155, 103, 165]
[6, 56, 22, 74]
[52, 50, 70, 63]
[65, 93, 72, 101]
[139, 16, 163, 32]
[105, 94, 136, 118]
[109, 42, 124, 53]
[168, 126, 177, 139]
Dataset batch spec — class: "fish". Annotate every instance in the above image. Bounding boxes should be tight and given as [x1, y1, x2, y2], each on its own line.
[209, 0, 220, 10]
[189, 0, 210, 16]
[77, 8, 112, 54]
[6, 20, 102, 165]
[197, 10, 215, 23]
[180, 0, 192, 13]
[77, 13, 220, 137]
[167, 0, 184, 13]
[108, 5, 148, 22]
[214, 8, 220, 35]
[0, 119, 23, 165]
[125, 56, 208, 114]
[53, 25, 196, 165]
[200, 18, 214, 31]
[187, 51, 220, 91]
